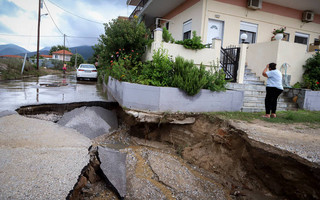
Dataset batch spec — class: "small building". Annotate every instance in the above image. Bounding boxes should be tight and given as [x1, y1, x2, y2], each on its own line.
[0, 55, 24, 59]
[41, 55, 52, 60]
[52, 50, 73, 62]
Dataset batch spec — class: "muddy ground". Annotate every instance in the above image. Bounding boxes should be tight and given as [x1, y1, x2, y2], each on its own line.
[20, 107, 320, 200]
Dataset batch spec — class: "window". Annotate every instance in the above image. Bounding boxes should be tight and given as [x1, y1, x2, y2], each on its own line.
[295, 32, 309, 45]
[166, 22, 169, 30]
[183, 20, 192, 40]
[239, 21, 258, 44]
[283, 33, 290, 41]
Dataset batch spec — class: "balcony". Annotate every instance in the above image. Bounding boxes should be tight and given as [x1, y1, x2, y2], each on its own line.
[128, 0, 186, 27]
[128, 0, 150, 19]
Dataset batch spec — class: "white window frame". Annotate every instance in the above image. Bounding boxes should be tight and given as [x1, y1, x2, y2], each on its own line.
[183, 19, 192, 40]
[294, 32, 309, 45]
[239, 21, 258, 44]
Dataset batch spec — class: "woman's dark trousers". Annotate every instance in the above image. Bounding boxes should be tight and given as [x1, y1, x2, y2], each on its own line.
[265, 87, 283, 114]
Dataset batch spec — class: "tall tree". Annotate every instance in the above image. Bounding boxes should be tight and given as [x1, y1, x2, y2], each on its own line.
[70, 53, 84, 68]
[49, 45, 70, 55]
[96, 18, 151, 67]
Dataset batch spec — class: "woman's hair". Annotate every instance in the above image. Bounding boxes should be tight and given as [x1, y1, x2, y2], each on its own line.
[269, 62, 277, 70]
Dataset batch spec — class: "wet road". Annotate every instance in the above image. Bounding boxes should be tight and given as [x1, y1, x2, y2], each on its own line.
[0, 73, 111, 112]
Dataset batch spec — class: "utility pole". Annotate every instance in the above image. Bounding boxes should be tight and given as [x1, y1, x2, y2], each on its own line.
[63, 34, 66, 64]
[74, 48, 78, 69]
[36, 0, 41, 70]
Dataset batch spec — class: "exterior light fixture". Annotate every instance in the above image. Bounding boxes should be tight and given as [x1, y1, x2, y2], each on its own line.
[240, 33, 248, 43]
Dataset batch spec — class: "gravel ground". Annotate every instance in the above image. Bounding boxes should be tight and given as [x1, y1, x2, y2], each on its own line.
[230, 119, 320, 164]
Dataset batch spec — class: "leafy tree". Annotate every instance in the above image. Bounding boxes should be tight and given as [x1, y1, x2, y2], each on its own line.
[88, 44, 103, 65]
[303, 52, 320, 90]
[49, 45, 70, 55]
[96, 17, 151, 67]
[70, 53, 84, 67]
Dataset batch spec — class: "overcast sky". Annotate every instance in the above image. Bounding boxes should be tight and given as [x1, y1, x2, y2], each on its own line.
[0, 0, 135, 51]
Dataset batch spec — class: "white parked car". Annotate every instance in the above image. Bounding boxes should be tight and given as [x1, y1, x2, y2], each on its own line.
[76, 64, 98, 81]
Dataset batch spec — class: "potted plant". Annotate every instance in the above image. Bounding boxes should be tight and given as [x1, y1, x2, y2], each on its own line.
[272, 26, 286, 40]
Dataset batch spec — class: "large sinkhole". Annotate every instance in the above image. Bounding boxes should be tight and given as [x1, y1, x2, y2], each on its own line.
[16, 102, 320, 200]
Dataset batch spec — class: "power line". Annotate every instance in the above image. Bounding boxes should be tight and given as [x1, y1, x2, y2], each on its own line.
[43, 0, 64, 35]
[0, 33, 62, 37]
[0, 33, 99, 39]
[47, 0, 104, 25]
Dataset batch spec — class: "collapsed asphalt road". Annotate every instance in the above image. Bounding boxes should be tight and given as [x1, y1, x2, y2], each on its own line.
[2, 103, 319, 200]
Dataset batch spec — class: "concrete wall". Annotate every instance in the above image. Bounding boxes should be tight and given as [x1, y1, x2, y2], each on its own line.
[144, 29, 221, 66]
[162, 0, 320, 48]
[245, 40, 314, 84]
[107, 76, 244, 112]
[297, 90, 320, 111]
[164, 1, 204, 41]
[202, 0, 320, 48]
[277, 41, 313, 85]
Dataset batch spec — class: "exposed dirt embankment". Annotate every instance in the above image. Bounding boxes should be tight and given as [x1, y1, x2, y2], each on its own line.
[122, 113, 320, 200]
[19, 104, 320, 199]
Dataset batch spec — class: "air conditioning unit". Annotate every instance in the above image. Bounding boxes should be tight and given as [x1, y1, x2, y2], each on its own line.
[302, 10, 314, 22]
[247, 0, 262, 10]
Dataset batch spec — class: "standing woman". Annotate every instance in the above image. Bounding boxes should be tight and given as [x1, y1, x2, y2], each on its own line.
[262, 63, 283, 118]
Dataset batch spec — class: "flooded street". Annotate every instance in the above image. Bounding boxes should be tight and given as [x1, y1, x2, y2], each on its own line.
[0, 73, 111, 112]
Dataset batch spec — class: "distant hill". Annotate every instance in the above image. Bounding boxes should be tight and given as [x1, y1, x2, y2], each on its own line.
[0, 44, 95, 61]
[69, 46, 94, 60]
[0, 44, 29, 56]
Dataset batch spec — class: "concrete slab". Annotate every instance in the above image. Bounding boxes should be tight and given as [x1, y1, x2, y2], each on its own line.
[57, 106, 118, 139]
[98, 146, 127, 198]
[107, 76, 244, 112]
[0, 110, 17, 118]
[0, 114, 91, 200]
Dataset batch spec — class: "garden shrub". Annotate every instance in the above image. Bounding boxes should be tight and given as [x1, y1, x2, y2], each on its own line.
[303, 52, 320, 90]
[175, 31, 205, 50]
[203, 66, 227, 92]
[162, 27, 175, 43]
[171, 57, 208, 96]
[138, 48, 173, 86]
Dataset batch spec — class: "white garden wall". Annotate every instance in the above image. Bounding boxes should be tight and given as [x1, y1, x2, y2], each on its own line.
[107, 76, 244, 113]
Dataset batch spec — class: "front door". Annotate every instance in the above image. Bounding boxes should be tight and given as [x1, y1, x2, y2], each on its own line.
[207, 19, 224, 44]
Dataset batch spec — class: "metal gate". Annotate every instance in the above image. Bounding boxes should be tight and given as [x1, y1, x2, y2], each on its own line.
[220, 46, 240, 82]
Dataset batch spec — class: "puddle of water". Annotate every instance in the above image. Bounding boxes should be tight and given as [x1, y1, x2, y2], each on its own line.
[0, 74, 113, 112]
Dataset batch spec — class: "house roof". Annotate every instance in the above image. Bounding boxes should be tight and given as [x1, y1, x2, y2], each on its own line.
[0, 55, 24, 59]
[41, 55, 52, 58]
[52, 50, 73, 55]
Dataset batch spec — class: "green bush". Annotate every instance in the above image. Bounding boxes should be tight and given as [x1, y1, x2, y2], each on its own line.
[204, 66, 227, 92]
[175, 31, 205, 50]
[171, 57, 208, 96]
[303, 52, 320, 90]
[162, 27, 175, 43]
[138, 48, 173, 86]
[292, 82, 302, 89]
[96, 17, 151, 68]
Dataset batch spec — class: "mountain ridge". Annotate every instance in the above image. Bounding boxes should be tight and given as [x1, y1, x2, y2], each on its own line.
[0, 44, 94, 60]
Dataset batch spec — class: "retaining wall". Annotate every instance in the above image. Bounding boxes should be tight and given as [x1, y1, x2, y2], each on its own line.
[107, 76, 244, 113]
[285, 88, 320, 111]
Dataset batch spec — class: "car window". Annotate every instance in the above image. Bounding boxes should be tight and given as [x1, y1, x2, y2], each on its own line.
[79, 64, 95, 69]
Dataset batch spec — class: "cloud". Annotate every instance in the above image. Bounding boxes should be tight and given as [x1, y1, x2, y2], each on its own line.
[0, 0, 23, 17]
[0, 22, 13, 33]
[0, 0, 135, 51]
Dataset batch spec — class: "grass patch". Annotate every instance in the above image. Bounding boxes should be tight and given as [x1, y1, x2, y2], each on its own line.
[207, 112, 263, 122]
[208, 110, 320, 124]
[0, 58, 63, 80]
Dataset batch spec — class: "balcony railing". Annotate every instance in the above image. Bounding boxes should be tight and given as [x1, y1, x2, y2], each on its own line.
[129, 0, 150, 19]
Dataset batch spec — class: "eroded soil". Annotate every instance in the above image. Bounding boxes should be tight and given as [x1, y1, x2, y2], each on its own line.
[19, 106, 320, 200]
